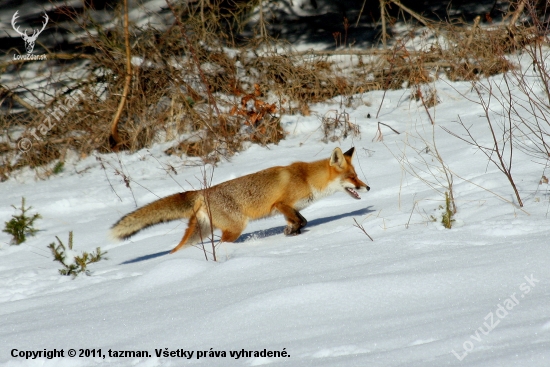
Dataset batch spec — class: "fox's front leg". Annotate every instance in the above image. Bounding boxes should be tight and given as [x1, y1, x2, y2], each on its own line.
[274, 203, 308, 235]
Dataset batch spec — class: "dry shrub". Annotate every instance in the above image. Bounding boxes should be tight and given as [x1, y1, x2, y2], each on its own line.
[371, 22, 520, 90]
[1, 1, 287, 176]
[440, 22, 518, 81]
[322, 110, 360, 143]
[0, 0, 546, 179]
[412, 85, 439, 108]
[242, 51, 379, 107]
[228, 87, 284, 144]
[373, 48, 434, 90]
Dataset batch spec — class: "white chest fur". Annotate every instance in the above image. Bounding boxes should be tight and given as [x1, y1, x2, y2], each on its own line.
[293, 180, 342, 211]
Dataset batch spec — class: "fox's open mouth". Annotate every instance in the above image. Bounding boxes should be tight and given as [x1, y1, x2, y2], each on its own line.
[346, 187, 361, 199]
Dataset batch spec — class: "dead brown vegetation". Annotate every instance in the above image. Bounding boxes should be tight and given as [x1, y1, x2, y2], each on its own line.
[0, 0, 544, 180]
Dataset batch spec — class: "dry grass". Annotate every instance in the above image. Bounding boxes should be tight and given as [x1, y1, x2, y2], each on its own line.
[0, 1, 544, 180]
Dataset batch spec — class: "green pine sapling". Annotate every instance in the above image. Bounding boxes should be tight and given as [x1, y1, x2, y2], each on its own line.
[3, 197, 41, 245]
[48, 231, 107, 277]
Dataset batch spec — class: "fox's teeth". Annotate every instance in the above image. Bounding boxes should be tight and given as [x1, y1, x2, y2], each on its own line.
[346, 187, 361, 199]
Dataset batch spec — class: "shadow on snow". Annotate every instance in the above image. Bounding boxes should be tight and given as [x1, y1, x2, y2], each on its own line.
[120, 206, 374, 264]
[235, 206, 374, 242]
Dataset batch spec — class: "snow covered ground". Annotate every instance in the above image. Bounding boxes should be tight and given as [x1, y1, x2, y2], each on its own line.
[1, 53, 550, 366]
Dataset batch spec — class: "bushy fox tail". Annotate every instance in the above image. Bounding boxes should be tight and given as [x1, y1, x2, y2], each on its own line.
[110, 191, 198, 240]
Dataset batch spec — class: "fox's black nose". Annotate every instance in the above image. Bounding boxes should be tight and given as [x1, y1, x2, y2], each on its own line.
[365, 185, 370, 191]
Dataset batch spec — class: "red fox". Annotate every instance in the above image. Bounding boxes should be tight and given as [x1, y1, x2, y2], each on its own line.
[111, 147, 369, 253]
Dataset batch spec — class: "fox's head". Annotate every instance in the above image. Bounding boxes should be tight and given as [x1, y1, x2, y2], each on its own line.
[329, 147, 370, 199]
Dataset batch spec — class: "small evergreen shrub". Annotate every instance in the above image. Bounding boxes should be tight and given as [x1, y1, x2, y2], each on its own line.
[48, 231, 107, 277]
[430, 192, 455, 229]
[52, 161, 65, 174]
[3, 197, 41, 245]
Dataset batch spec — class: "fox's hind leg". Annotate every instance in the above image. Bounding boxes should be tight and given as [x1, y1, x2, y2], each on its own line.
[220, 230, 242, 242]
[218, 216, 247, 243]
[274, 203, 308, 235]
[170, 212, 212, 254]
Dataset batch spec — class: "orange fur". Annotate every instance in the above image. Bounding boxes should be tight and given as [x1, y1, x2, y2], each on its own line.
[110, 147, 369, 253]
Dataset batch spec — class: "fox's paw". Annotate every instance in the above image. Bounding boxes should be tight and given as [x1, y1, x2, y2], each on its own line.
[284, 226, 301, 236]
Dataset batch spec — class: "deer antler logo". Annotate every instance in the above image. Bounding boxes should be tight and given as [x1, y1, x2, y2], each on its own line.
[11, 10, 49, 54]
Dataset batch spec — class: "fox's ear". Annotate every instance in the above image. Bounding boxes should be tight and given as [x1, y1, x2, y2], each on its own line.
[330, 147, 345, 168]
[343, 147, 355, 159]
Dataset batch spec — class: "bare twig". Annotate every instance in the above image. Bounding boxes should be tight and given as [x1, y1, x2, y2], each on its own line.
[109, 0, 132, 149]
[380, 0, 387, 49]
[380, 121, 401, 135]
[390, 0, 431, 27]
[0, 85, 37, 111]
[415, 83, 455, 215]
[442, 81, 524, 207]
[373, 121, 400, 142]
[466, 16, 481, 47]
[507, 0, 527, 31]
[406, 197, 417, 229]
[353, 218, 374, 241]
[201, 166, 217, 261]
[448, 167, 530, 215]
[355, 0, 368, 28]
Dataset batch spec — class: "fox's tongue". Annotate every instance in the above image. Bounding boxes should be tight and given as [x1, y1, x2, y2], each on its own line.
[346, 187, 361, 199]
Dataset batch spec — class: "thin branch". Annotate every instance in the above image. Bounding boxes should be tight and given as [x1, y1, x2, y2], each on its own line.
[353, 218, 374, 241]
[109, 0, 132, 149]
[355, 0, 368, 28]
[380, 0, 387, 49]
[507, 0, 527, 31]
[466, 15, 481, 47]
[390, 0, 431, 27]
[0, 85, 37, 111]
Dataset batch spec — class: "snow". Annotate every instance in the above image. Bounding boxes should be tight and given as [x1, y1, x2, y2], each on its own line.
[2, 48, 550, 367]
